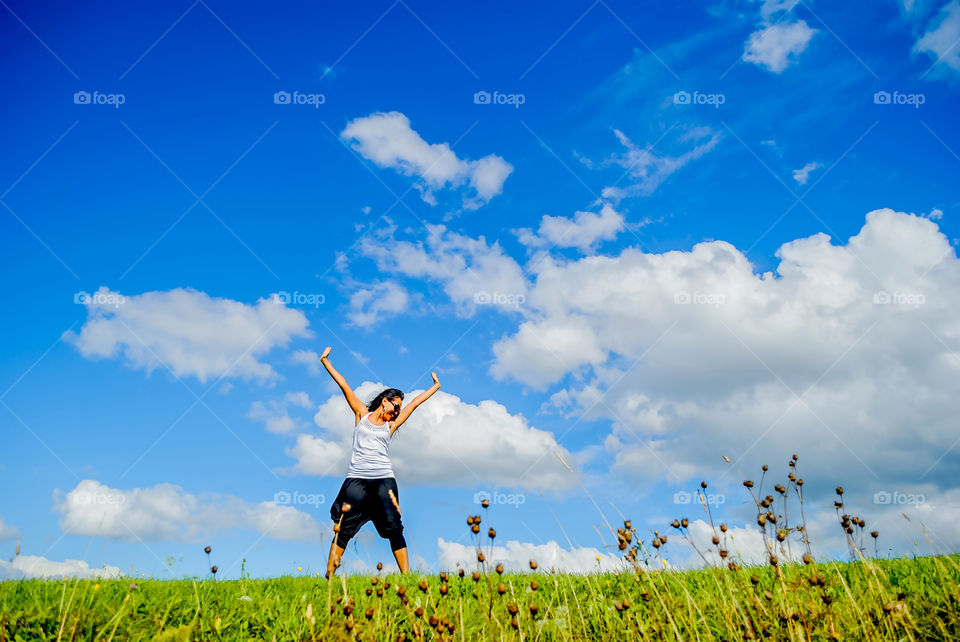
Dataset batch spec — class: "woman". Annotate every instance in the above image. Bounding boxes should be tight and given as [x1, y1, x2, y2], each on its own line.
[319, 346, 440, 577]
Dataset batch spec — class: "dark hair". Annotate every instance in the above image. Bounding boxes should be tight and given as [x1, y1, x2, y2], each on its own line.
[367, 388, 404, 412]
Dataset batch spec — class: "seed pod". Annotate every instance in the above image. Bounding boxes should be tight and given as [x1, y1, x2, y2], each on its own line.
[803, 553, 814, 565]
[489, 528, 497, 539]
[701, 481, 708, 489]
[529, 604, 539, 616]
[836, 486, 844, 495]
[530, 580, 539, 591]
[481, 499, 490, 508]
[366, 587, 372, 596]
[624, 520, 631, 529]
[769, 554, 778, 566]
[762, 465, 768, 471]
[439, 583, 448, 596]
[418, 580, 428, 592]
[471, 524, 480, 534]
[720, 523, 727, 533]
[496, 563, 504, 575]
[681, 518, 688, 528]
[472, 572, 481, 582]
[510, 617, 518, 629]
[365, 606, 374, 619]
[204, 546, 211, 554]
[477, 552, 485, 563]
[439, 572, 448, 582]
[429, 614, 439, 627]
[467, 516, 475, 526]
[377, 562, 383, 571]
[414, 607, 424, 618]
[671, 520, 681, 529]
[750, 575, 760, 585]
[396, 585, 406, 596]
[508, 603, 519, 615]
[871, 531, 879, 539]
[712, 536, 720, 545]
[497, 584, 506, 595]
[372, 577, 379, 585]
[211, 566, 218, 574]
[458, 568, 465, 577]
[744, 480, 754, 488]
[529, 559, 538, 570]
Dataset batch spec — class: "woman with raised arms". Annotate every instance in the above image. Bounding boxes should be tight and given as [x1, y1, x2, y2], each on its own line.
[319, 346, 441, 577]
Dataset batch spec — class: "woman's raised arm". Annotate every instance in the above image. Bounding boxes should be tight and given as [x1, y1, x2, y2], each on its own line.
[320, 347, 367, 421]
[389, 372, 441, 437]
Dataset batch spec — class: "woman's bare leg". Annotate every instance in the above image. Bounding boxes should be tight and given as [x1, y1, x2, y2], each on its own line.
[392, 547, 409, 574]
[326, 540, 345, 578]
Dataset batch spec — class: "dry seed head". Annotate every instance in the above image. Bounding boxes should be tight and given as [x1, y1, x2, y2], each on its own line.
[744, 480, 754, 488]
[529, 604, 539, 616]
[366, 587, 372, 596]
[488, 528, 497, 539]
[414, 607, 424, 618]
[458, 568, 465, 577]
[530, 580, 539, 591]
[418, 580, 427, 592]
[439, 583, 448, 596]
[719, 549, 729, 559]
[701, 481, 708, 489]
[481, 498, 490, 508]
[472, 572, 481, 582]
[365, 606, 374, 620]
[792, 454, 798, 461]
[377, 562, 383, 571]
[750, 574, 760, 585]
[477, 552, 485, 563]
[836, 486, 844, 496]
[803, 553, 814, 565]
[681, 518, 688, 528]
[529, 559, 538, 570]
[497, 584, 506, 595]
[467, 516, 475, 526]
[496, 563, 504, 575]
[211, 566, 218, 574]
[720, 523, 727, 533]
[712, 535, 720, 545]
[871, 530, 879, 538]
[508, 602, 519, 615]
[762, 465, 768, 472]
[671, 519, 680, 529]
[510, 617, 519, 629]
[204, 546, 211, 554]
[471, 524, 480, 534]
[769, 554, 778, 566]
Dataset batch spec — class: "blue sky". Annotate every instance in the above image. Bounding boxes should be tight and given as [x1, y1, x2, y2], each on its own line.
[2, 0, 960, 579]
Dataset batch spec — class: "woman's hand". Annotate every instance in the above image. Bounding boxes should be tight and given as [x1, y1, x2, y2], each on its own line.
[320, 346, 331, 362]
[431, 371, 440, 387]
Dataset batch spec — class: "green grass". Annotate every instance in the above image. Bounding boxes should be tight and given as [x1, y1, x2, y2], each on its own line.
[2, 554, 959, 641]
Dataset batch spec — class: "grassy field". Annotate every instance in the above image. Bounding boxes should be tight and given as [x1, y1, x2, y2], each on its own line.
[1, 553, 959, 641]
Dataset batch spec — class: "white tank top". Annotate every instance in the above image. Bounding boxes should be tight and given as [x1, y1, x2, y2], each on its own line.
[346, 412, 395, 479]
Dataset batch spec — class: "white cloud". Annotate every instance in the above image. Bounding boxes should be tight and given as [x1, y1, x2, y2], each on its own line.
[0, 555, 122, 580]
[63, 287, 312, 384]
[356, 219, 528, 317]
[0, 515, 20, 540]
[249, 391, 314, 434]
[347, 280, 413, 327]
[437, 537, 623, 573]
[601, 128, 722, 199]
[341, 111, 513, 210]
[744, 20, 818, 73]
[287, 382, 576, 491]
[55, 480, 325, 542]
[514, 203, 625, 253]
[486, 208, 960, 499]
[915, 0, 960, 74]
[792, 161, 822, 185]
[291, 349, 323, 375]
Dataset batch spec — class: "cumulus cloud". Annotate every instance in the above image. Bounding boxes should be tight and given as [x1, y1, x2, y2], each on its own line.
[0, 555, 122, 580]
[437, 537, 623, 573]
[341, 111, 513, 210]
[287, 382, 576, 490]
[55, 480, 325, 542]
[0, 515, 20, 540]
[249, 391, 314, 434]
[347, 280, 413, 327]
[744, 20, 818, 73]
[485, 208, 960, 506]
[63, 287, 312, 384]
[514, 203, 625, 253]
[915, 0, 960, 75]
[355, 219, 528, 317]
[792, 161, 822, 185]
[601, 127, 722, 200]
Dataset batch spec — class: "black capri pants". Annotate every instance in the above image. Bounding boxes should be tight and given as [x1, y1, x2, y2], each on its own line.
[330, 477, 406, 551]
